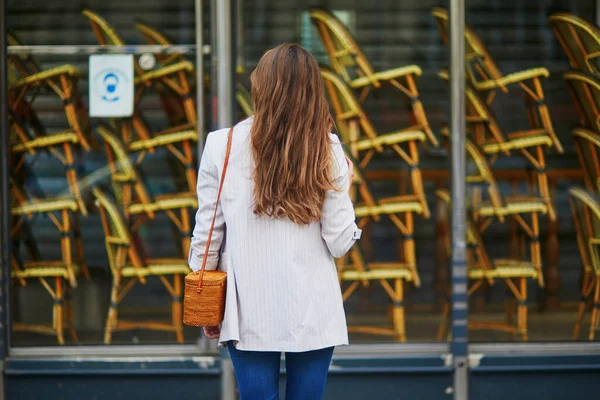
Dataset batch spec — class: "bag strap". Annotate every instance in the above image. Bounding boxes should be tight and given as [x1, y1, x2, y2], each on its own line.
[197, 127, 234, 293]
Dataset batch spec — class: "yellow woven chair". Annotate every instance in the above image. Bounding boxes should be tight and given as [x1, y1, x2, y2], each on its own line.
[336, 148, 426, 342]
[309, 7, 436, 146]
[135, 19, 254, 120]
[321, 67, 430, 217]
[439, 70, 560, 221]
[97, 125, 197, 257]
[7, 30, 92, 152]
[570, 187, 600, 340]
[82, 9, 198, 191]
[10, 182, 90, 345]
[572, 128, 600, 193]
[435, 190, 540, 341]
[549, 12, 600, 75]
[93, 187, 190, 344]
[432, 7, 558, 147]
[564, 71, 600, 131]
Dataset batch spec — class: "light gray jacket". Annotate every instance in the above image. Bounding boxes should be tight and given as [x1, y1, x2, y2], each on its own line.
[189, 117, 360, 351]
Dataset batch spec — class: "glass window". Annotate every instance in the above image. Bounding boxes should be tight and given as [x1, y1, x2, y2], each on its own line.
[457, 0, 596, 342]
[241, 0, 451, 345]
[8, 0, 209, 346]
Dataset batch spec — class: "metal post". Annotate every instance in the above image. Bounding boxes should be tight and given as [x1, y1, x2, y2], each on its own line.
[450, 0, 468, 399]
[216, 0, 235, 128]
[215, 2, 237, 399]
[195, 0, 205, 154]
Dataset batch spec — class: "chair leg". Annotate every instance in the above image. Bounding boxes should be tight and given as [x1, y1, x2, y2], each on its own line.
[64, 285, 79, 343]
[517, 277, 528, 341]
[436, 296, 451, 342]
[54, 277, 65, 345]
[589, 277, 600, 341]
[60, 75, 90, 151]
[73, 212, 90, 280]
[573, 271, 593, 340]
[404, 74, 436, 146]
[104, 278, 121, 345]
[173, 274, 184, 344]
[392, 279, 406, 343]
[183, 141, 197, 193]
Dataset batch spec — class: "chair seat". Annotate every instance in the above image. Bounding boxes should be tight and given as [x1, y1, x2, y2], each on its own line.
[135, 61, 195, 85]
[11, 130, 79, 152]
[355, 129, 426, 151]
[12, 197, 80, 215]
[477, 196, 548, 217]
[13, 262, 81, 279]
[481, 130, 553, 153]
[349, 65, 423, 89]
[469, 261, 538, 279]
[342, 267, 413, 281]
[128, 128, 198, 151]
[355, 200, 423, 217]
[474, 67, 550, 91]
[9, 65, 83, 90]
[128, 194, 197, 215]
[121, 260, 190, 277]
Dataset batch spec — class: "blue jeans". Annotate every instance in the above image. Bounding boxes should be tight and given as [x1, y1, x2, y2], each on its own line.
[227, 341, 334, 400]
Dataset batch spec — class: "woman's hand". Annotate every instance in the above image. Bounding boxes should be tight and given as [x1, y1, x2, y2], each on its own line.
[203, 325, 221, 339]
[345, 156, 355, 192]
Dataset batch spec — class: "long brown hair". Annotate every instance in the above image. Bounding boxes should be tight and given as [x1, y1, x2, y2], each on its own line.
[250, 43, 336, 225]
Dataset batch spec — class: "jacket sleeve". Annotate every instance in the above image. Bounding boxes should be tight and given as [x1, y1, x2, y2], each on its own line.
[188, 131, 226, 272]
[320, 135, 362, 258]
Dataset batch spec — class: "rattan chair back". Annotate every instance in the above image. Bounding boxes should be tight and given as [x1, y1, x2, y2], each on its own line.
[572, 128, 600, 193]
[549, 12, 600, 75]
[570, 187, 600, 276]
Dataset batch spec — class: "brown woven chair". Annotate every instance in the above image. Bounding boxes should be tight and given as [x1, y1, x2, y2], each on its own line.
[549, 12, 600, 75]
[572, 128, 600, 193]
[93, 187, 190, 344]
[432, 7, 558, 149]
[570, 187, 600, 340]
[8, 30, 92, 151]
[82, 10, 198, 191]
[452, 137, 548, 288]
[565, 71, 600, 131]
[336, 148, 427, 342]
[310, 8, 436, 146]
[97, 125, 197, 257]
[439, 69, 560, 221]
[10, 181, 90, 344]
[435, 190, 540, 341]
[321, 67, 430, 218]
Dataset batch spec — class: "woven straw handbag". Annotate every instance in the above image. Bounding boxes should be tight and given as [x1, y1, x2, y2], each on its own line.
[183, 127, 233, 327]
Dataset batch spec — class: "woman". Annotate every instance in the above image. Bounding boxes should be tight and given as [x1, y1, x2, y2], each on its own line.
[189, 43, 360, 399]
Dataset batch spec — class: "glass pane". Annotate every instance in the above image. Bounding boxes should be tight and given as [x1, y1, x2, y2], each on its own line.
[241, 0, 451, 344]
[460, 0, 596, 342]
[8, 0, 210, 346]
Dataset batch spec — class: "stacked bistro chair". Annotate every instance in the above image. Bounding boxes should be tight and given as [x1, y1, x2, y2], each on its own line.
[569, 187, 600, 340]
[135, 19, 254, 119]
[96, 125, 197, 257]
[82, 10, 198, 192]
[432, 8, 561, 156]
[438, 70, 560, 222]
[338, 149, 424, 342]
[10, 178, 90, 345]
[7, 30, 94, 213]
[549, 12, 600, 76]
[320, 67, 430, 216]
[435, 189, 540, 341]
[309, 7, 437, 147]
[93, 187, 190, 344]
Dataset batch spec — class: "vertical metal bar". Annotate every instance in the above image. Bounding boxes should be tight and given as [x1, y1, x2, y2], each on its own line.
[0, 0, 12, 365]
[216, 4, 237, 399]
[195, 0, 205, 154]
[216, 0, 234, 128]
[450, 0, 468, 399]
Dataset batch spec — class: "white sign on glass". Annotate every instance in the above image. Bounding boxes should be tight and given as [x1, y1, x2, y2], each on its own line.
[89, 54, 134, 117]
